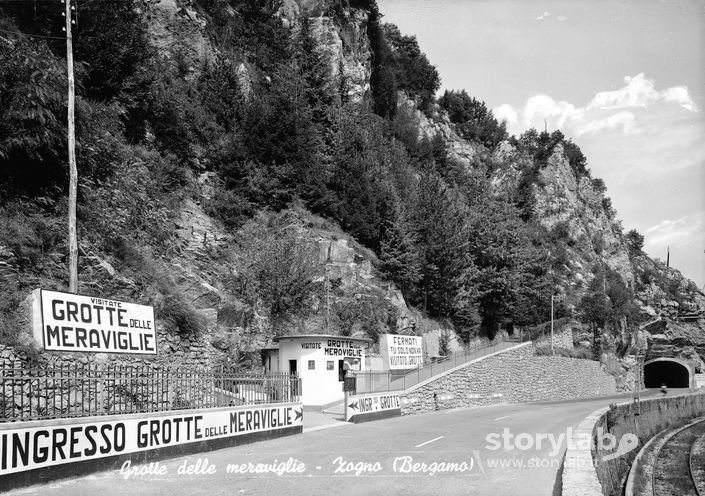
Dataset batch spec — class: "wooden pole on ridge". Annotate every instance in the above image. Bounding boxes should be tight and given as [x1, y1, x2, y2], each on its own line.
[64, 0, 78, 293]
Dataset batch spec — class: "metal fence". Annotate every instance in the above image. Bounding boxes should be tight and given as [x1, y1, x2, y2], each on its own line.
[0, 361, 301, 423]
[352, 339, 523, 394]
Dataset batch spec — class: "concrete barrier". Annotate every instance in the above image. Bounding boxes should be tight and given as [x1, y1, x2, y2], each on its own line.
[562, 392, 705, 496]
[0, 402, 303, 491]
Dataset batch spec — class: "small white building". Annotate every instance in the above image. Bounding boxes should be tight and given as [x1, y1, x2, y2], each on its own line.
[263, 334, 371, 409]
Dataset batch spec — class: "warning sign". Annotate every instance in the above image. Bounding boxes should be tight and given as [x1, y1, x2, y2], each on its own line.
[380, 334, 424, 370]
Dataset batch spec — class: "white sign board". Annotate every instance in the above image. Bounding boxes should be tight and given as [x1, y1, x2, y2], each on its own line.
[37, 289, 157, 355]
[322, 338, 363, 359]
[345, 392, 401, 421]
[381, 334, 423, 370]
[0, 404, 303, 475]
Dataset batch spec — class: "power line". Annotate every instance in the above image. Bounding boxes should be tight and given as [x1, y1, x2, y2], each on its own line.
[0, 26, 65, 39]
[0, 0, 134, 2]
[0, 26, 132, 41]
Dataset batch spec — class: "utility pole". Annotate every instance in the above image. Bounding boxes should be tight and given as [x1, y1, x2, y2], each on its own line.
[551, 294, 565, 355]
[64, 0, 78, 293]
[666, 246, 670, 268]
[550, 295, 554, 355]
[324, 244, 331, 333]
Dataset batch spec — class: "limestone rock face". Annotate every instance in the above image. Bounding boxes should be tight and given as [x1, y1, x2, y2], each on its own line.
[533, 144, 633, 286]
[276, 1, 371, 103]
[402, 98, 478, 167]
[144, 0, 215, 79]
[235, 63, 254, 101]
[308, 13, 371, 103]
[175, 198, 228, 256]
[483, 136, 705, 373]
[490, 141, 525, 196]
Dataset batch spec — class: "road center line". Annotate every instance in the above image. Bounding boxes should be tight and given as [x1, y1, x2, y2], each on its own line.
[494, 415, 510, 421]
[415, 436, 444, 448]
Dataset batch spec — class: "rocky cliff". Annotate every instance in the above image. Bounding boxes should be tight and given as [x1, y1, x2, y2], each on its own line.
[1, 0, 703, 377]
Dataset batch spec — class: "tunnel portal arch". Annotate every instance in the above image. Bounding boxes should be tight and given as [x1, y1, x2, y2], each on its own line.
[643, 358, 693, 388]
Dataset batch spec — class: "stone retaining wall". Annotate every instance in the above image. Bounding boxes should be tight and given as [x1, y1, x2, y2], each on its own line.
[562, 392, 705, 496]
[534, 326, 574, 350]
[401, 343, 616, 415]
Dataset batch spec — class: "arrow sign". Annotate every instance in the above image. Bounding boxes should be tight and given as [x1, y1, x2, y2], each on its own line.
[348, 400, 359, 411]
[294, 408, 304, 422]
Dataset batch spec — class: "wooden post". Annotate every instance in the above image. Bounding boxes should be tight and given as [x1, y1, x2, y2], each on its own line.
[550, 295, 554, 355]
[65, 0, 78, 293]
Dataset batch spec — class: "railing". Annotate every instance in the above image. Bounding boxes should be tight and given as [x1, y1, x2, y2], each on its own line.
[0, 361, 301, 423]
[352, 339, 523, 394]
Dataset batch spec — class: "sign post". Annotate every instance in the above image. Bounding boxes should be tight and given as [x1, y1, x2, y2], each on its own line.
[343, 370, 356, 421]
[550, 294, 565, 355]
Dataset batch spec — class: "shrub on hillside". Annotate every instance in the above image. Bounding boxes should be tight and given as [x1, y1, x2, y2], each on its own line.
[625, 229, 644, 253]
[157, 293, 206, 337]
[0, 207, 64, 271]
[0, 35, 67, 195]
[534, 344, 594, 360]
[438, 90, 507, 149]
[383, 24, 440, 112]
[232, 213, 322, 330]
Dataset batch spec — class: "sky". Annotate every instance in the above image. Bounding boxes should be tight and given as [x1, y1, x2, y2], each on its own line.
[377, 0, 705, 290]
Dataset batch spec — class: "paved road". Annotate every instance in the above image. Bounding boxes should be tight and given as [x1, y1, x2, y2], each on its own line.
[5, 390, 672, 496]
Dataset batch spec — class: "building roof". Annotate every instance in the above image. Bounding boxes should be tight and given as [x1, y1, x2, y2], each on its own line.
[273, 334, 372, 343]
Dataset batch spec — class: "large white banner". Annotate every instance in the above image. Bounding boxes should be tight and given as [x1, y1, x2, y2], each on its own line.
[37, 289, 157, 355]
[381, 334, 424, 370]
[0, 404, 303, 475]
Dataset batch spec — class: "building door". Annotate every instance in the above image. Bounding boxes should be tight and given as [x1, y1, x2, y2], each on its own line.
[338, 360, 346, 382]
[289, 359, 299, 398]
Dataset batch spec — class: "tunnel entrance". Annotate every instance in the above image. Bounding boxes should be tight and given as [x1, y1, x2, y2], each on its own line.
[644, 359, 691, 388]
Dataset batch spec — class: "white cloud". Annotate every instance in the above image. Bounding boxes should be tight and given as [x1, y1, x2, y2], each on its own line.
[575, 111, 636, 136]
[523, 94, 584, 127]
[644, 211, 705, 249]
[535, 11, 551, 20]
[556, 15, 567, 22]
[587, 73, 698, 112]
[493, 103, 518, 124]
[662, 86, 697, 111]
[498, 74, 699, 138]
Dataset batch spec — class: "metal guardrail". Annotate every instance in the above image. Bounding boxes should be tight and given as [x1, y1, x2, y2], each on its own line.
[352, 339, 524, 394]
[0, 361, 300, 423]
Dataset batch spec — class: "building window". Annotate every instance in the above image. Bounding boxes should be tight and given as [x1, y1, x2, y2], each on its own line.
[308, 360, 315, 370]
[327, 361, 334, 371]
